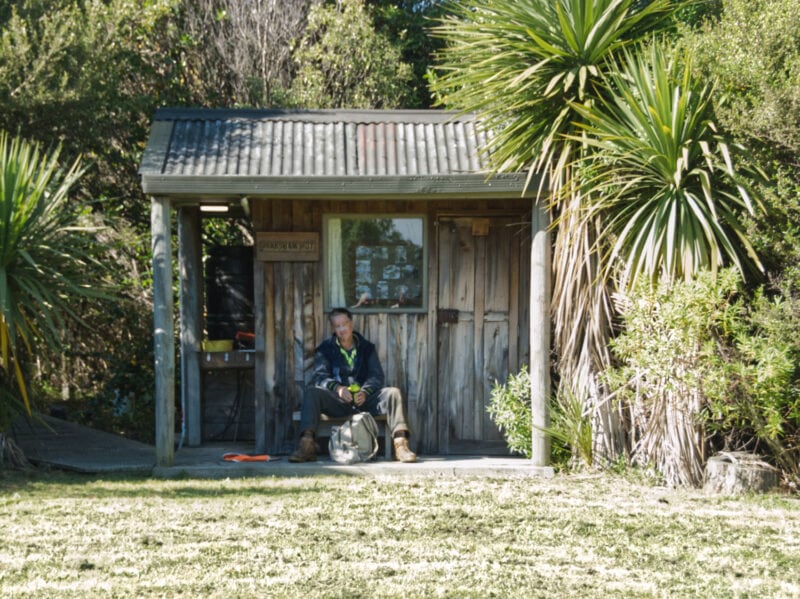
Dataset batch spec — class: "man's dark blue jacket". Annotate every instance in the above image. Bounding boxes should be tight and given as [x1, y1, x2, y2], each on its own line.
[311, 332, 384, 398]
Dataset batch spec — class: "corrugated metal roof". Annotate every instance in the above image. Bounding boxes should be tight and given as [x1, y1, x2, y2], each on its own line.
[143, 108, 491, 178]
[139, 108, 533, 198]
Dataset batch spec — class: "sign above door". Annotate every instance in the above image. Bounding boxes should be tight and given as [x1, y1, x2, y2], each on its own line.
[256, 232, 320, 262]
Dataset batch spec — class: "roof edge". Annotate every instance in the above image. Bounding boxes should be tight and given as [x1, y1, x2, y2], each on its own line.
[141, 173, 532, 199]
[153, 107, 476, 125]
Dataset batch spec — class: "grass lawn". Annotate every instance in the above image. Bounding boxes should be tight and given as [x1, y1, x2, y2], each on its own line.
[1, 470, 799, 598]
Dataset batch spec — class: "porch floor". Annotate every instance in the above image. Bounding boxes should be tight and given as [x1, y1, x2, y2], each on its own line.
[11, 415, 554, 479]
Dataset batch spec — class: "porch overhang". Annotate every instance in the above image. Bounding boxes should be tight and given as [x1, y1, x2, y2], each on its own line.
[140, 173, 530, 200]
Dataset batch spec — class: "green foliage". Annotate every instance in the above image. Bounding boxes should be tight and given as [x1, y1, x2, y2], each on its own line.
[369, 0, 447, 108]
[606, 269, 800, 484]
[674, 0, 722, 30]
[0, 130, 113, 429]
[706, 287, 800, 474]
[684, 0, 800, 164]
[746, 169, 800, 293]
[0, 0, 184, 219]
[574, 41, 763, 285]
[290, 0, 414, 109]
[431, 0, 682, 183]
[548, 386, 593, 469]
[487, 366, 532, 458]
[605, 271, 736, 486]
[686, 0, 800, 298]
[87, 344, 156, 444]
[488, 365, 593, 468]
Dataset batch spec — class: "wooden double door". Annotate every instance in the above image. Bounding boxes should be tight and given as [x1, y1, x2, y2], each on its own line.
[436, 216, 530, 454]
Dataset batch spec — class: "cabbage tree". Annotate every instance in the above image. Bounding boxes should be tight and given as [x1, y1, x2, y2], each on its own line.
[433, 0, 686, 458]
[573, 42, 762, 286]
[0, 131, 109, 464]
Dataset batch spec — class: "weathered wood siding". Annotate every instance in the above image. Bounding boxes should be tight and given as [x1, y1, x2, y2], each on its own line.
[252, 199, 531, 454]
[436, 216, 531, 453]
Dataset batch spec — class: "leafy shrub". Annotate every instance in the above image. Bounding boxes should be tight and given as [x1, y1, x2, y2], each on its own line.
[706, 285, 800, 475]
[606, 269, 800, 486]
[488, 366, 593, 468]
[604, 271, 735, 486]
[488, 366, 532, 459]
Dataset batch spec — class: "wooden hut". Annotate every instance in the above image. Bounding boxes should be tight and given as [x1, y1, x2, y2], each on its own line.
[139, 108, 551, 467]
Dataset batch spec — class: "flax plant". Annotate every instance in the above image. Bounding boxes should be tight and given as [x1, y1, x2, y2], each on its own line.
[0, 131, 108, 454]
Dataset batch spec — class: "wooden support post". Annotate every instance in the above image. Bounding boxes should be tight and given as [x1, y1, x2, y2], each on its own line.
[152, 196, 175, 467]
[253, 258, 268, 454]
[530, 199, 552, 469]
[178, 207, 202, 446]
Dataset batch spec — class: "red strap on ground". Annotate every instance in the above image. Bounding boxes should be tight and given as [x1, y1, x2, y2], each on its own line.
[222, 453, 276, 462]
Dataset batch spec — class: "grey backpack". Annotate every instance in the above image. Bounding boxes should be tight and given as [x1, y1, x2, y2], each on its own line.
[328, 412, 379, 464]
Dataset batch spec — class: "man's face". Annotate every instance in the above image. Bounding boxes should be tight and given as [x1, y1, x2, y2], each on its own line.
[331, 313, 354, 346]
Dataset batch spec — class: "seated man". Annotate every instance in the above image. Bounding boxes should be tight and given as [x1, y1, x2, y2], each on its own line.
[289, 307, 417, 463]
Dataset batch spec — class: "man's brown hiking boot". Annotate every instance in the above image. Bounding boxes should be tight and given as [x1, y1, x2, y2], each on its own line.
[289, 435, 317, 463]
[393, 437, 417, 463]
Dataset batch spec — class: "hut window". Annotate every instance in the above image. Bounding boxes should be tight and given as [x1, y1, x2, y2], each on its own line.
[324, 215, 426, 312]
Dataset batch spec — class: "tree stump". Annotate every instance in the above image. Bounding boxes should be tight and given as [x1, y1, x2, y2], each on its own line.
[703, 452, 778, 495]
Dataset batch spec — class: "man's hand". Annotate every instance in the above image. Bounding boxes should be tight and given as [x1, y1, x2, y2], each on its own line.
[336, 385, 353, 404]
[336, 386, 366, 407]
[353, 390, 366, 407]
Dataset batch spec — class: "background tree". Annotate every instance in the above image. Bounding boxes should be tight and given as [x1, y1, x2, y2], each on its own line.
[0, 1, 186, 437]
[0, 0, 185, 220]
[290, 0, 413, 109]
[683, 0, 800, 293]
[179, 0, 316, 107]
[574, 43, 763, 485]
[369, 0, 447, 108]
[686, 0, 800, 166]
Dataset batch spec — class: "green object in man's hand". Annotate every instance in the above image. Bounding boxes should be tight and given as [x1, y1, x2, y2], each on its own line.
[348, 383, 360, 406]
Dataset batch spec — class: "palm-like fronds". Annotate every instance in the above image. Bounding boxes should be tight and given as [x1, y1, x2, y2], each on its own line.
[573, 42, 763, 285]
[0, 131, 107, 419]
[434, 0, 683, 456]
[434, 1, 711, 466]
[433, 0, 678, 192]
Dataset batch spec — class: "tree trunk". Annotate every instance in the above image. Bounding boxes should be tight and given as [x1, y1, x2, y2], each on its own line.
[1, 432, 32, 470]
[703, 452, 778, 495]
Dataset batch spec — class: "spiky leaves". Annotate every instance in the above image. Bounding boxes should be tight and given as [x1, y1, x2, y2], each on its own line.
[432, 0, 717, 463]
[432, 0, 679, 192]
[574, 42, 763, 285]
[0, 131, 108, 420]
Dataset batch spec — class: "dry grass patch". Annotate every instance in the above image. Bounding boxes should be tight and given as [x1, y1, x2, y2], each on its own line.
[1, 471, 799, 597]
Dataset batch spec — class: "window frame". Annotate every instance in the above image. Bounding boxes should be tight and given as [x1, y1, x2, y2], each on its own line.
[322, 213, 428, 314]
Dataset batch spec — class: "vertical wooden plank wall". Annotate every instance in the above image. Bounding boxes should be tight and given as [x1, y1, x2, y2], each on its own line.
[483, 221, 512, 443]
[252, 198, 532, 454]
